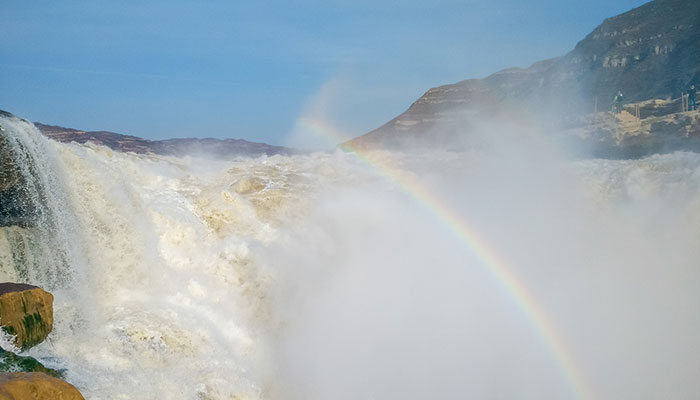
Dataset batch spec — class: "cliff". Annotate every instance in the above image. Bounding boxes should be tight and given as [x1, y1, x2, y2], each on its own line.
[344, 0, 700, 153]
[559, 108, 700, 158]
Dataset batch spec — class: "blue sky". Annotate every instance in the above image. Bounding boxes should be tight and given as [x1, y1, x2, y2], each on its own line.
[1, 0, 648, 147]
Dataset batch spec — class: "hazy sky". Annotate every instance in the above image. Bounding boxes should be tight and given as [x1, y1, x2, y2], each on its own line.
[1, 0, 648, 146]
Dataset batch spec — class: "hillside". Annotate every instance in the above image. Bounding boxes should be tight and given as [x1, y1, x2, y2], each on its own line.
[34, 123, 296, 158]
[344, 0, 700, 153]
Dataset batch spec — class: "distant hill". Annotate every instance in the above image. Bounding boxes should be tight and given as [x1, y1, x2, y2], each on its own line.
[34, 123, 297, 158]
[344, 0, 700, 151]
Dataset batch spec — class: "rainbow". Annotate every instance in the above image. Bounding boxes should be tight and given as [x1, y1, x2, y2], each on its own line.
[295, 116, 593, 400]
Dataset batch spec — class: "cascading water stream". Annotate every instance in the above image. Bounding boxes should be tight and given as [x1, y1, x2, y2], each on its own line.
[0, 111, 87, 291]
[1, 110, 700, 399]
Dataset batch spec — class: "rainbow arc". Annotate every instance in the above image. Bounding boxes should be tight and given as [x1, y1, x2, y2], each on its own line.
[294, 116, 594, 400]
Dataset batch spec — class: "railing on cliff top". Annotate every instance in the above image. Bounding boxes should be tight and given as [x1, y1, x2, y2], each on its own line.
[681, 92, 697, 113]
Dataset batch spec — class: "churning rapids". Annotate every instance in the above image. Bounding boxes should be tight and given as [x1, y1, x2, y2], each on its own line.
[1, 113, 700, 400]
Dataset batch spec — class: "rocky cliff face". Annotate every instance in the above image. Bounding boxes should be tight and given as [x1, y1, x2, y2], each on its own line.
[0, 121, 37, 228]
[34, 123, 297, 158]
[570, 0, 699, 104]
[344, 0, 700, 152]
[559, 109, 700, 158]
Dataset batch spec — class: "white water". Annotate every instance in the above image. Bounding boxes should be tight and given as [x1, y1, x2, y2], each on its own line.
[1, 115, 700, 399]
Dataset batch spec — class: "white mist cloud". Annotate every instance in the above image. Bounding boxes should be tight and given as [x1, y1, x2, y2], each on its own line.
[265, 124, 700, 400]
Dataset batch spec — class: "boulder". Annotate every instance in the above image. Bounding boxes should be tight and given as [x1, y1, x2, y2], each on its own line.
[0, 372, 84, 400]
[0, 283, 53, 349]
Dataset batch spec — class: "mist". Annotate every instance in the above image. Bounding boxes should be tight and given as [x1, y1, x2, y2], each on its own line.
[3, 112, 700, 399]
[265, 123, 700, 399]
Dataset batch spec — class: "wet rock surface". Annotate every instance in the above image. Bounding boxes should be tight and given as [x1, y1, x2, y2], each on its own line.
[0, 349, 63, 378]
[0, 283, 53, 349]
[0, 372, 84, 400]
[0, 126, 35, 228]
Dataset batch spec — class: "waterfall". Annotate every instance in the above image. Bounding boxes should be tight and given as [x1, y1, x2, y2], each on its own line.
[2, 109, 700, 399]
[0, 111, 86, 290]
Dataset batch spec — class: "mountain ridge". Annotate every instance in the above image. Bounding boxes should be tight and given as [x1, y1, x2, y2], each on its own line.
[343, 0, 700, 152]
[33, 122, 297, 158]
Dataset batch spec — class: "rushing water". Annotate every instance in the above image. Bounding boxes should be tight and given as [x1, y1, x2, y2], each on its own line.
[1, 113, 699, 399]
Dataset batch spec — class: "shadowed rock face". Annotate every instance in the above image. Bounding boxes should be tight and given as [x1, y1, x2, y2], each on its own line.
[570, 0, 700, 105]
[0, 349, 63, 378]
[0, 135, 22, 193]
[0, 128, 35, 228]
[0, 283, 37, 296]
[344, 0, 700, 152]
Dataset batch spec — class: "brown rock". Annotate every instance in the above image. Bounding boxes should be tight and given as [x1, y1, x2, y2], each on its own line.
[0, 283, 53, 349]
[0, 372, 84, 400]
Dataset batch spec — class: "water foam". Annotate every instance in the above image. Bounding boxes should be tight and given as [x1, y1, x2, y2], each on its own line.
[2, 114, 700, 399]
